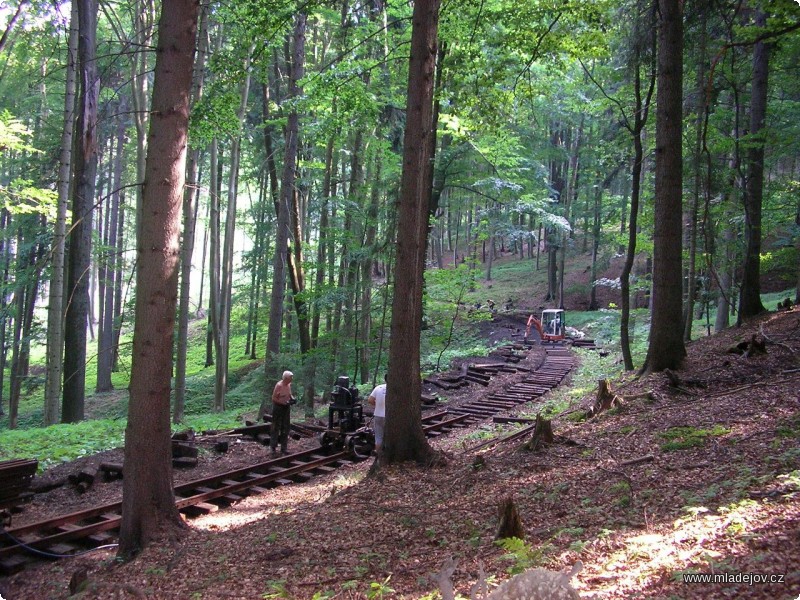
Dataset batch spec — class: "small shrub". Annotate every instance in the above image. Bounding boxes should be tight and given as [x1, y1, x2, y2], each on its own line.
[659, 425, 730, 452]
[495, 537, 551, 574]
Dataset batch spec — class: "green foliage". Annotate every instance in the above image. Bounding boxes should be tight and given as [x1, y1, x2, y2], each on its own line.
[776, 414, 800, 439]
[366, 576, 396, 600]
[495, 536, 551, 575]
[659, 425, 730, 452]
[0, 420, 126, 470]
[262, 580, 291, 599]
[760, 247, 798, 280]
[609, 480, 631, 508]
[0, 111, 56, 217]
[0, 110, 40, 153]
[777, 470, 800, 492]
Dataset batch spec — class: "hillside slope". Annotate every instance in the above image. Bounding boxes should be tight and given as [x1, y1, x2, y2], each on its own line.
[3, 308, 799, 599]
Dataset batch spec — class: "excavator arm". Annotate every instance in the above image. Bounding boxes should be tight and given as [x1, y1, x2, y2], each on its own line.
[525, 314, 544, 342]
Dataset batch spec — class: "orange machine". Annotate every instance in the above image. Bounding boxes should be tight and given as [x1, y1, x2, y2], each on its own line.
[525, 308, 566, 342]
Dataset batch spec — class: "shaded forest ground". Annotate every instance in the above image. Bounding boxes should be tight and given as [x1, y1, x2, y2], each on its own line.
[3, 304, 799, 599]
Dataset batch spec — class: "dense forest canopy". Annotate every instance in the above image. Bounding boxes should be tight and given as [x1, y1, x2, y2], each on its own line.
[0, 0, 797, 432]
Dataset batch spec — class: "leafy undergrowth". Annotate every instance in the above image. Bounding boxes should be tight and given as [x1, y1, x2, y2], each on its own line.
[3, 308, 800, 599]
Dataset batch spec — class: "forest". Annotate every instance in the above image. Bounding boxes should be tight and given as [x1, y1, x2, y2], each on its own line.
[0, 0, 799, 597]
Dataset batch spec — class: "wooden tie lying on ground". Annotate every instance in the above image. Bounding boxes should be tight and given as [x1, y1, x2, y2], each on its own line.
[0, 459, 38, 515]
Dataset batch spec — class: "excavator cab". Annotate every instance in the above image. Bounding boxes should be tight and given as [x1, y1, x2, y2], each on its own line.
[525, 308, 566, 342]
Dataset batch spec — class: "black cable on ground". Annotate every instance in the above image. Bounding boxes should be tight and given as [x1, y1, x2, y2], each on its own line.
[0, 524, 118, 559]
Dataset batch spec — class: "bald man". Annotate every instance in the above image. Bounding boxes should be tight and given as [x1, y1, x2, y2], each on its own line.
[270, 371, 294, 455]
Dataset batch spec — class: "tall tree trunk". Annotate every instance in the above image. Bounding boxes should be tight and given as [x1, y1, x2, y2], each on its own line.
[0, 0, 27, 55]
[131, 0, 156, 247]
[738, 10, 769, 321]
[333, 129, 364, 377]
[282, 12, 310, 410]
[306, 134, 338, 403]
[620, 0, 656, 371]
[118, 0, 198, 560]
[208, 139, 221, 374]
[545, 126, 565, 301]
[0, 210, 9, 417]
[62, 0, 100, 423]
[174, 1, 208, 424]
[795, 196, 800, 305]
[559, 118, 583, 309]
[198, 197, 210, 314]
[715, 214, 736, 332]
[96, 105, 125, 392]
[588, 183, 603, 310]
[245, 180, 267, 358]
[683, 7, 707, 342]
[795, 199, 800, 305]
[265, 42, 294, 383]
[359, 149, 382, 385]
[44, 1, 77, 424]
[9, 228, 32, 429]
[643, 0, 686, 373]
[382, 0, 440, 466]
[214, 47, 254, 412]
[486, 228, 495, 282]
[111, 195, 126, 371]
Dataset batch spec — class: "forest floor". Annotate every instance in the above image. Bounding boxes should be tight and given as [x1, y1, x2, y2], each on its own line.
[2, 307, 800, 599]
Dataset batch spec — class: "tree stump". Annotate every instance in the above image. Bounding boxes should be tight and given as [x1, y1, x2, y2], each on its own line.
[523, 414, 554, 452]
[495, 495, 525, 540]
[587, 379, 622, 418]
[744, 334, 767, 357]
[727, 334, 767, 357]
[69, 567, 89, 595]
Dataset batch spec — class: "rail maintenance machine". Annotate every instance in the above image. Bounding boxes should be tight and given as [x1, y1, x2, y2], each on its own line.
[318, 376, 376, 459]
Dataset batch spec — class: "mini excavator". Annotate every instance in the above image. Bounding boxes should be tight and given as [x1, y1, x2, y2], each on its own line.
[525, 308, 566, 343]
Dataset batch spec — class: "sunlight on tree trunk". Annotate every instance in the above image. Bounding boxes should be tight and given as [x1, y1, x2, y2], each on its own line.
[382, 0, 441, 466]
[118, 0, 199, 559]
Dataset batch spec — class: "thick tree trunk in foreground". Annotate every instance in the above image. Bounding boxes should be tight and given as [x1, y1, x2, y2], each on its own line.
[118, 0, 198, 559]
[382, 0, 440, 466]
[643, 0, 685, 373]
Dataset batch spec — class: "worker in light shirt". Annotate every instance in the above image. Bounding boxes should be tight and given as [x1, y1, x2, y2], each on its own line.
[367, 375, 386, 453]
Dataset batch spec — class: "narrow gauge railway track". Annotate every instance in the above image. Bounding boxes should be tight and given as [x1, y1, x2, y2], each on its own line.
[446, 347, 573, 420]
[0, 417, 470, 574]
[0, 346, 574, 574]
[0, 448, 351, 574]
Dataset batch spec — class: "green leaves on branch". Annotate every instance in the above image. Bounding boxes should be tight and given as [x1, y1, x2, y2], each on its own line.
[0, 111, 56, 216]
